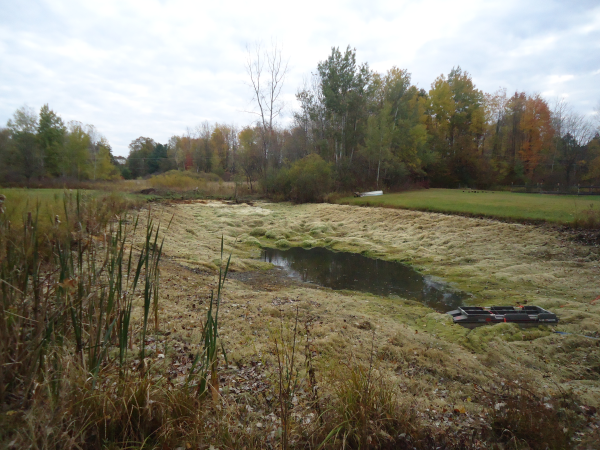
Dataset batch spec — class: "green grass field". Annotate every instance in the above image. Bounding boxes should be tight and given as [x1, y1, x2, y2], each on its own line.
[339, 189, 600, 225]
[0, 188, 144, 228]
[1, 189, 71, 224]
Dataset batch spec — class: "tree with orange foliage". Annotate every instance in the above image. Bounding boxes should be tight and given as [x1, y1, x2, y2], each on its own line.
[518, 94, 554, 177]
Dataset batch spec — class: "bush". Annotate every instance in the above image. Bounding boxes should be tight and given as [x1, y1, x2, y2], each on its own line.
[265, 154, 333, 203]
[263, 167, 292, 200]
[288, 154, 333, 203]
[573, 203, 600, 229]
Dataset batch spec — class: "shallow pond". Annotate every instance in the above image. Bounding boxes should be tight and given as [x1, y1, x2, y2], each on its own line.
[261, 247, 467, 312]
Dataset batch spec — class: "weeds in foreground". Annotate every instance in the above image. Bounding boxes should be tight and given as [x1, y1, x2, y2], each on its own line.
[187, 236, 231, 402]
[272, 306, 303, 450]
[0, 192, 154, 405]
[0, 192, 169, 447]
[573, 203, 600, 228]
[321, 334, 416, 450]
[477, 380, 580, 449]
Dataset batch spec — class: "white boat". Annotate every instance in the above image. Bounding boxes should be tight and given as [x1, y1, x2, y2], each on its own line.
[360, 190, 383, 197]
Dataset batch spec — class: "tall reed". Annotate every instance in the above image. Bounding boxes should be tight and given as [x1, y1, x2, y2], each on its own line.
[187, 236, 231, 401]
[0, 191, 165, 406]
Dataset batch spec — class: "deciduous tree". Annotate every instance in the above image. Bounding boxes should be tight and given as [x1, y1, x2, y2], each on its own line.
[38, 104, 66, 177]
[246, 41, 288, 170]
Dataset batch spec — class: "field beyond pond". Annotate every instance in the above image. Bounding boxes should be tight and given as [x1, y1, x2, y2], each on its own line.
[340, 189, 600, 226]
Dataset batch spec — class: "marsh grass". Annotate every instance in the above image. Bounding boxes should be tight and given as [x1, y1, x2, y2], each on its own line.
[573, 203, 600, 228]
[2, 194, 594, 449]
[0, 191, 174, 447]
[479, 381, 580, 449]
[340, 189, 600, 226]
[318, 333, 417, 450]
[187, 237, 231, 401]
[147, 170, 253, 198]
[0, 191, 146, 402]
[272, 306, 304, 450]
[155, 200, 598, 447]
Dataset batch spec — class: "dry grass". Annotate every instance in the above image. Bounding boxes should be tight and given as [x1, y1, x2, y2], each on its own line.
[133, 200, 600, 446]
[149, 171, 219, 191]
[147, 170, 252, 198]
[3, 196, 598, 448]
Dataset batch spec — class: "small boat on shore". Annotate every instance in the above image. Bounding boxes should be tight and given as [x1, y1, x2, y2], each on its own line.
[447, 305, 558, 328]
[354, 190, 383, 197]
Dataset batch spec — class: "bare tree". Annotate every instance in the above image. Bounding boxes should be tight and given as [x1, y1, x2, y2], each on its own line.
[245, 40, 288, 167]
[294, 73, 326, 158]
[564, 112, 594, 146]
[550, 97, 570, 173]
[86, 124, 104, 180]
[551, 98, 594, 145]
[552, 98, 595, 182]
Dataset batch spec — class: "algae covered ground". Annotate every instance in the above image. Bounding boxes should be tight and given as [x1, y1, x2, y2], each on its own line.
[144, 200, 600, 446]
[339, 189, 600, 225]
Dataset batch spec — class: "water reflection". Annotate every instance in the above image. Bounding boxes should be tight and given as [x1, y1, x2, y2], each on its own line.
[261, 246, 466, 312]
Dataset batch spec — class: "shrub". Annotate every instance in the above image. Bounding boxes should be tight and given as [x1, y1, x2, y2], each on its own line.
[323, 361, 416, 448]
[264, 154, 333, 203]
[288, 154, 333, 203]
[264, 167, 292, 200]
[573, 203, 600, 229]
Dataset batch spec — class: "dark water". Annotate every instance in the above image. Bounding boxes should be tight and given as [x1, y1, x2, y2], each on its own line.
[261, 247, 467, 312]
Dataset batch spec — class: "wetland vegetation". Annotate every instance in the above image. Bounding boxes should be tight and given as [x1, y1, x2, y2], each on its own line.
[1, 188, 600, 449]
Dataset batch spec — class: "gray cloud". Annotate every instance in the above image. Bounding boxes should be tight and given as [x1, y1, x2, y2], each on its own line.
[1, 0, 598, 156]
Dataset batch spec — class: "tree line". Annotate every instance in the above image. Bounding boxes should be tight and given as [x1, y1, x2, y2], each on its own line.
[0, 105, 121, 183]
[127, 46, 600, 196]
[2, 46, 599, 195]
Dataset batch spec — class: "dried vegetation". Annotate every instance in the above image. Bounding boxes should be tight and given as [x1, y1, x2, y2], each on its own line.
[144, 200, 600, 447]
[2, 197, 599, 448]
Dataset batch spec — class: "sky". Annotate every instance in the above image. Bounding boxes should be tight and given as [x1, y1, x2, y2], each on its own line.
[1, 0, 599, 156]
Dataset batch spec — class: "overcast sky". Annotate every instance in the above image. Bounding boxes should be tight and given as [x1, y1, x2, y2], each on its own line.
[1, 0, 599, 156]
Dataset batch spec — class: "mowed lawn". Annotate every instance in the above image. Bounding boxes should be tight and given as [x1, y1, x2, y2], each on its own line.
[339, 189, 600, 224]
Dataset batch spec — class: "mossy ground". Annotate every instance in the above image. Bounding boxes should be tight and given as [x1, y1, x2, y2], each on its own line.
[140, 200, 600, 445]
